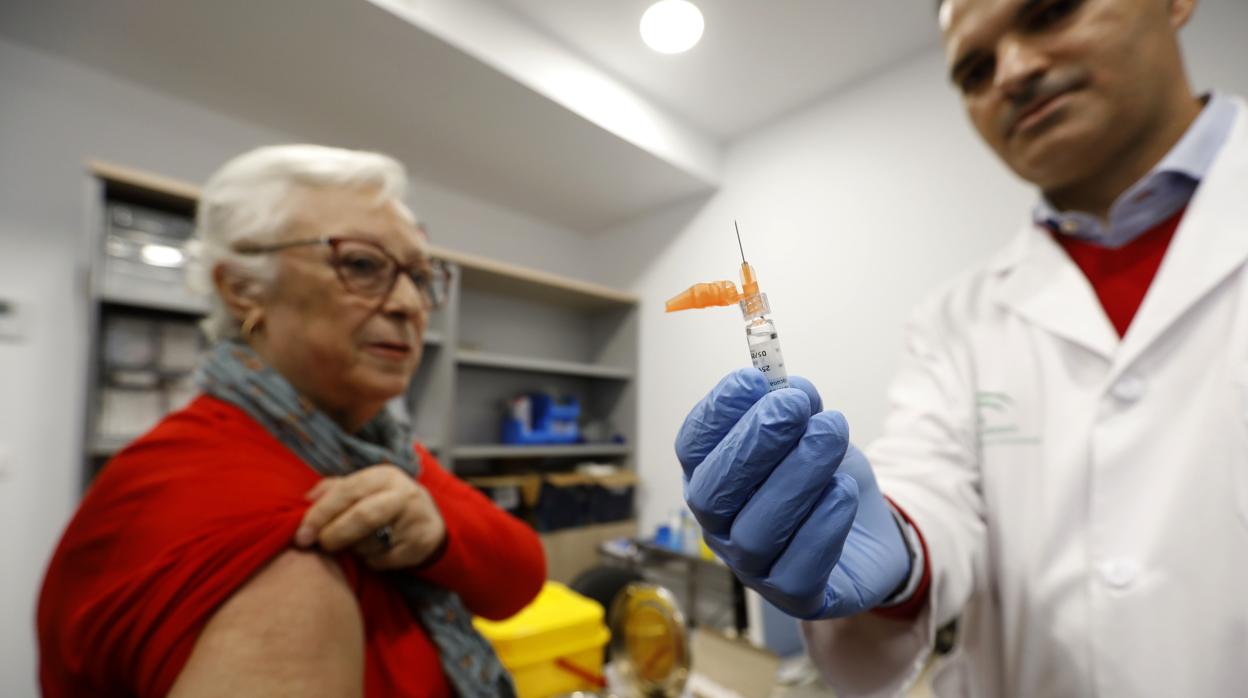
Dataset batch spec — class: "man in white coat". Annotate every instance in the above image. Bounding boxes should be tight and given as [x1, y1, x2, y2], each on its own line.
[674, 0, 1247, 695]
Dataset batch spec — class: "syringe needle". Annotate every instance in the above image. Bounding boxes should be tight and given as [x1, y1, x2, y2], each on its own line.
[734, 220, 746, 263]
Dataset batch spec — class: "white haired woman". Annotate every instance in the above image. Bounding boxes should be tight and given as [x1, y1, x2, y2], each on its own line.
[38, 145, 545, 697]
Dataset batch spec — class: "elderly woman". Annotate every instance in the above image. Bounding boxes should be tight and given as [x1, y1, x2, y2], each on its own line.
[38, 145, 545, 697]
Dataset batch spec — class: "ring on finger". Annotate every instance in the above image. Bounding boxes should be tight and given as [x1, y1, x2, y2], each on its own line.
[375, 524, 395, 551]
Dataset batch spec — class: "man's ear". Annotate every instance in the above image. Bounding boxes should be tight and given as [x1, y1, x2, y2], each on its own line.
[213, 263, 264, 322]
[1169, 0, 1197, 30]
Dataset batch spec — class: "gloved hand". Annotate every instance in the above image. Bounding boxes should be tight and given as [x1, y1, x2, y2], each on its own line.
[675, 368, 911, 620]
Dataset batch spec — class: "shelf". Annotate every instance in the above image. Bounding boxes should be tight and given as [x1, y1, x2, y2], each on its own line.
[433, 245, 638, 311]
[456, 349, 632, 380]
[93, 438, 628, 461]
[99, 289, 209, 316]
[453, 443, 631, 460]
[91, 161, 200, 202]
[89, 435, 136, 457]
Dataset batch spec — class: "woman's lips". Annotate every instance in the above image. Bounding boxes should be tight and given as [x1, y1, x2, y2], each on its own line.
[364, 342, 413, 361]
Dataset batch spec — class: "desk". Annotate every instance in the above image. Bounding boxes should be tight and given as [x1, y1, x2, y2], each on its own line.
[598, 537, 747, 633]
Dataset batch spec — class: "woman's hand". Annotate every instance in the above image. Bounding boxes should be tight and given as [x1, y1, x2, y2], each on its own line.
[294, 465, 447, 570]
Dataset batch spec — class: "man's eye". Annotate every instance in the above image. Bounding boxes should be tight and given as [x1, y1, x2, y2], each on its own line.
[1028, 0, 1081, 30]
[960, 59, 994, 93]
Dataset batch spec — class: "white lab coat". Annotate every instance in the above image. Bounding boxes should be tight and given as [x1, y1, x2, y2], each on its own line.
[803, 98, 1248, 697]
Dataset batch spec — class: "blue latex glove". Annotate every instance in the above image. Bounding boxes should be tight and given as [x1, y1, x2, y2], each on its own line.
[675, 368, 911, 620]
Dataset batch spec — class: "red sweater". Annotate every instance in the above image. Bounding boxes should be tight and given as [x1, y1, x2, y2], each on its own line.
[38, 395, 545, 697]
[1053, 207, 1184, 337]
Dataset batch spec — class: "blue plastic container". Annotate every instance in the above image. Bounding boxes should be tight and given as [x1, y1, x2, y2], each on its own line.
[501, 394, 581, 445]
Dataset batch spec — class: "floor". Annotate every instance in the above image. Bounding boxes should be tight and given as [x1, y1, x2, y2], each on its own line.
[769, 658, 935, 698]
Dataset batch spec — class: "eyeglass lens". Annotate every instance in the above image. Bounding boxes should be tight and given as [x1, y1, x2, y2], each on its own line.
[332, 240, 444, 307]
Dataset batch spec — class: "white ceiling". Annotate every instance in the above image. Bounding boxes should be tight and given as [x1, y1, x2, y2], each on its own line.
[0, 0, 939, 232]
[486, 0, 940, 139]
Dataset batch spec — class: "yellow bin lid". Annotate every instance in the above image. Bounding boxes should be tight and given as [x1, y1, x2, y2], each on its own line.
[474, 581, 611, 669]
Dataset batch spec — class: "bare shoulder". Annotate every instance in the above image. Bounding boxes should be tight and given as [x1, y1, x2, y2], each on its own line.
[168, 549, 364, 698]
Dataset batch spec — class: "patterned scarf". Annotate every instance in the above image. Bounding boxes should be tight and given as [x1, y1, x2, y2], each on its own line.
[197, 340, 515, 697]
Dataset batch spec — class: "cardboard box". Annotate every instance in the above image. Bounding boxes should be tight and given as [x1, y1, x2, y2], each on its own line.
[539, 520, 637, 584]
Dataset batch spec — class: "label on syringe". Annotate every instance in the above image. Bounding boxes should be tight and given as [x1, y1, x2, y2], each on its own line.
[749, 334, 789, 391]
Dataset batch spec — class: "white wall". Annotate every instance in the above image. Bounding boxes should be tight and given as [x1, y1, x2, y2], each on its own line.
[0, 36, 597, 697]
[601, 0, 1248, 537]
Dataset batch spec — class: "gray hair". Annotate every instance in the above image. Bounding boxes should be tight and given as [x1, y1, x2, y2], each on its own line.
[187, 144, 415, 342]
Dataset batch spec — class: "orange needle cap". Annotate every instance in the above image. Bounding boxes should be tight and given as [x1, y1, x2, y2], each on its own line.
[665, 281, 741, 312]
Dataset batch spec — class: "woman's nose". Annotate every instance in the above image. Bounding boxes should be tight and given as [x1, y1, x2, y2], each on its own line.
[381, 272, 428, 320]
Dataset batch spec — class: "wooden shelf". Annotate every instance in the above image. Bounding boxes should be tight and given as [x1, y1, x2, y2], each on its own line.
[432, 245, 638, 311]
[89, 160, 200, 202]
[456, 349, 631, 380]
[87, 160, 636, 309]
[453, 443, 630, 460]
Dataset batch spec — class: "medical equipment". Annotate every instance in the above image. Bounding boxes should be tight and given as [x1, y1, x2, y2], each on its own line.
[665, 223, 790, 391]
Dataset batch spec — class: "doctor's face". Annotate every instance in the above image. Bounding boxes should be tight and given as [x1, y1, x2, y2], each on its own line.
[940, 0, 1196, 193]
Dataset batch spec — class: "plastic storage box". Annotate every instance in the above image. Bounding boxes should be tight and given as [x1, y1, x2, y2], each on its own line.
[473, 582, 610, 698]
[501, 394, 581, 445]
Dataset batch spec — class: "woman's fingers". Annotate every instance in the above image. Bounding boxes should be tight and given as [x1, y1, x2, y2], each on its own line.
[296, 465, 446, 569]
[317, 488, 407, 552]
[295, 466, 405, 547]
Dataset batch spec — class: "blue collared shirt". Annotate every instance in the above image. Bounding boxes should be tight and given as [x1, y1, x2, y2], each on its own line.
[1034, 92, 1239, 248]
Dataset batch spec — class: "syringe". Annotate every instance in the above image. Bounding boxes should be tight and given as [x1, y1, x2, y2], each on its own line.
[665, 222, 790, 392]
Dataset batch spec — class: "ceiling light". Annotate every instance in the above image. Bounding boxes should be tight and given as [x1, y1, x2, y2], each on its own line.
[640, 0, 704, 55]
[139, 243, 185, 268]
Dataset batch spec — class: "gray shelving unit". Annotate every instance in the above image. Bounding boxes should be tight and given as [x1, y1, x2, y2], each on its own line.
[80, 163, 206, 485]
[418, 245, 639, 476]
[81, 161, 640, 488]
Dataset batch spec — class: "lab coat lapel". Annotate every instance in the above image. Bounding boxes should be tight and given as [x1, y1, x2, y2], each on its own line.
[992, 221, 1119, 360]
[1112, 102, 1248, 379]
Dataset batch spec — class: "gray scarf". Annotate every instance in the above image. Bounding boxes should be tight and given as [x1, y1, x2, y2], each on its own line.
[197, 340, 515, 697]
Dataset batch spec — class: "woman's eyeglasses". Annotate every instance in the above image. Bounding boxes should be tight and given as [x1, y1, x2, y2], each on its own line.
[232, 236, 451, 309]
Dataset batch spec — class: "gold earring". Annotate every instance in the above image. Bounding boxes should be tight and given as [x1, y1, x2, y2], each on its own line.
[241, 311, 263, 339]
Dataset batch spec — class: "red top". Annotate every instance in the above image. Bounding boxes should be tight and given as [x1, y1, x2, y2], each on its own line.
[38, 395, 546, 697]
[1052, 207, 1185, 337]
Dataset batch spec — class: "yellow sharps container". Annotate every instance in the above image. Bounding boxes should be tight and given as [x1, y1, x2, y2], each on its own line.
[473, 581, 611, 698]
